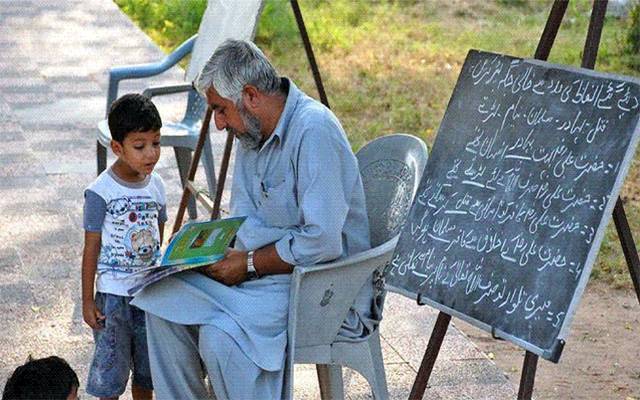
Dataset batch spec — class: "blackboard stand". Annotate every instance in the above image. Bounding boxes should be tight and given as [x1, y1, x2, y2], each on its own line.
[408, 311, 451, 400]
[407, 1, 640, 399]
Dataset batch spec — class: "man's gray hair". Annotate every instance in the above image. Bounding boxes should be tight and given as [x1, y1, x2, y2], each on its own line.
[194, 39, 281, 104]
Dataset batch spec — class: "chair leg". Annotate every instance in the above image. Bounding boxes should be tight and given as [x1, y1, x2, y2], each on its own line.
[97, 141, 107, 175]
[368, 334, 390, 400]
[174, 147, 198, 220]
[201, 133, 218, 202]
[331, 336, 390, 400]
[316, 364, 344, 400]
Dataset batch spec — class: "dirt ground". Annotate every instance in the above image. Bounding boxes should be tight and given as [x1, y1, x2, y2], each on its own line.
[456, 281, 640, 400]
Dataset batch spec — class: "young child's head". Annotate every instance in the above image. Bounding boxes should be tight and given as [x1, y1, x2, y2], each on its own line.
[2, 356, 79, 400]
[108, 93, 163, 176]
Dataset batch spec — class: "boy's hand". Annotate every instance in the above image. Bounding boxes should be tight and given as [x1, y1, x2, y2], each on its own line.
[82, 299, 105, 330]
[199, 249, 248, 286]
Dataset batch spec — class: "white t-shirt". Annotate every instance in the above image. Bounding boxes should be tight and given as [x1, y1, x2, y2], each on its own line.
[84, 168, 166, 296]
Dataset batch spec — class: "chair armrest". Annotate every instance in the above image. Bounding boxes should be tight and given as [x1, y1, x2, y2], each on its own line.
[142, 83, 193, 99]
[288, 236, 399, 349]
[105, 35, 197, 116]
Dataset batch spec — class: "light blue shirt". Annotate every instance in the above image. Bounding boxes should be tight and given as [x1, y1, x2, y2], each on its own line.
[231, 79, 371, 265]
[132, 80, 375, 388]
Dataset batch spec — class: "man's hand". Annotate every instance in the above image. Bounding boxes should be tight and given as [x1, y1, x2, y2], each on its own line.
[200, 249, 248, 286]
[82, 298, 105, 330]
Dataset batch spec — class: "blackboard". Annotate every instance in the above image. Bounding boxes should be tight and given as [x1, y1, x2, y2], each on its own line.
[386, 50, 640, 362]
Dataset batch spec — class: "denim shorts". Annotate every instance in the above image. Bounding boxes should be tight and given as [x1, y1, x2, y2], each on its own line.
[86, 292, 153, 397]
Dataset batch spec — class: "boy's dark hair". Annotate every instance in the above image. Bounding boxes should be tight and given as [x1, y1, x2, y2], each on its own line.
[108, 93, 162, 143]
[2, 356, 79, 400]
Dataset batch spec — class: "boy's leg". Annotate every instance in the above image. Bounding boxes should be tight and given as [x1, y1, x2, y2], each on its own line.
[145, 313, 212, 399]
[129, 302, 153, 400]
[86, 293, 131, 399]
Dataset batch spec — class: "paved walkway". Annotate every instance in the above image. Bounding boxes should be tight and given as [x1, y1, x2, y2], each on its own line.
[0, 2, 517, 398]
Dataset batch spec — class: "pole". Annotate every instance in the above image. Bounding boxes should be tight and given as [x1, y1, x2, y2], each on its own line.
[211, 131, 234, 220]
[290, 0, 330, 108]
[517, 351, 539, 400]
[172, 106, 214, 234]
[408, 312, 452, 400]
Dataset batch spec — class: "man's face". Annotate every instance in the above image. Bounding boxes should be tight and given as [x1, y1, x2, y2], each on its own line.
[206, 87, 263, 149]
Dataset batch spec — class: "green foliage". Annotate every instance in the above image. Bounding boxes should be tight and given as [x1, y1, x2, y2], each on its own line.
[624, 2, 640, 69]
[114, 0, 206, 49]
[254, 1, 298, 52]
[496, 0, 529, 7]
[628, 2, 640, 53]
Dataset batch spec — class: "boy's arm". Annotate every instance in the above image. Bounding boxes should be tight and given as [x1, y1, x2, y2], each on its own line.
[159, 222, 165, 245]
[82, 231, 104, 329]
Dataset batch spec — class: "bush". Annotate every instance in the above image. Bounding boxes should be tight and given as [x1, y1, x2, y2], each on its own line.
[254, 1, 298, 51]
[627, 2, 640, 53]
[624, 2, 640, 69]
[114, 0, 206, 49]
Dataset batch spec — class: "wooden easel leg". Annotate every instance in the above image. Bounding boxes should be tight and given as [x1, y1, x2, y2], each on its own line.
[575, 0, 640, 305]
[613, 199, 640, 305]
[172, 107, 214, 234]
[517, 351, 538, 400]
[97, 141, 107, 175]
[580, 0, 608, 69]
[211, 130, 234, 220]
[174, 146, 198, 220]
[290, 0, 330, 108]
[534, 0, 568, 60]
[408, 312, 451, 400]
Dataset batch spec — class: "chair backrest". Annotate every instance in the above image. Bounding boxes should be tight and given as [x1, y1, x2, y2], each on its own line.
[356, 134, 429, 248]
[185, 0, 264, 82]
[283, 134, 428, 400]
[182, 0, 264, 124]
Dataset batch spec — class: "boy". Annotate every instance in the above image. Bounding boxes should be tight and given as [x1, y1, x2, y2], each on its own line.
[82, 93, 165, 400]
[2, 356, 79, 400]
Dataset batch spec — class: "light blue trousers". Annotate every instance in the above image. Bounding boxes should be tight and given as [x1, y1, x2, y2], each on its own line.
[146, 313, 284, 400]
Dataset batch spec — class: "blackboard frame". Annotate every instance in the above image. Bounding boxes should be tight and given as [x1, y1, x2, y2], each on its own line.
[386, 50, 640, 362]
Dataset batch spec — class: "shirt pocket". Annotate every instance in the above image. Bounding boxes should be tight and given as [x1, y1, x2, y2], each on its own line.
[256, 174, 299, 228]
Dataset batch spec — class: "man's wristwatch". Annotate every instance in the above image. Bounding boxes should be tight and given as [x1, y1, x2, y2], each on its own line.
[247, 250, 258, 279]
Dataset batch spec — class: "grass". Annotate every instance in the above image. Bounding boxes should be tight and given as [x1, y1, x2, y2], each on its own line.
[115, 0, 640, 289]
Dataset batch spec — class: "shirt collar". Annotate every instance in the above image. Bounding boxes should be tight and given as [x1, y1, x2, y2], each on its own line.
[263, 78, 300, 148]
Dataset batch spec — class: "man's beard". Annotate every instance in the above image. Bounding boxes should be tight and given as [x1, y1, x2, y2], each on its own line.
[230, 104, 263, 150]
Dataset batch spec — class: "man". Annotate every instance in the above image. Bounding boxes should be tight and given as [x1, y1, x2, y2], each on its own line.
[132, 39, 375, 399]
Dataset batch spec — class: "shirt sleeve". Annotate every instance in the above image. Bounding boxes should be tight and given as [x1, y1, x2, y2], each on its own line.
[275, 120, 358, 266]
[83, 189, 106, 232]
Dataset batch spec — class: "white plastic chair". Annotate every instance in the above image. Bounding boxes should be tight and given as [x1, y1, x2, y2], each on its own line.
[96, 0, 264, 218]
[285, 134, 429, 399]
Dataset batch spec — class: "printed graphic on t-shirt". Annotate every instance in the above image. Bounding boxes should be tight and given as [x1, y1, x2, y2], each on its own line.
[99, 195, 161, 273]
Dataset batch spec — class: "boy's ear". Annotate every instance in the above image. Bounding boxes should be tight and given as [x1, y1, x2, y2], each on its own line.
[110, 139, 123, 156]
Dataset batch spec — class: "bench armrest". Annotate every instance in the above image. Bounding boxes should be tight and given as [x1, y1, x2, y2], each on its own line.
[142, 83, 193, 99]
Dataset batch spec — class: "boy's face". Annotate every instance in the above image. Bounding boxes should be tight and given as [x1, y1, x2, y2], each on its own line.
[111, 129, 161, 176]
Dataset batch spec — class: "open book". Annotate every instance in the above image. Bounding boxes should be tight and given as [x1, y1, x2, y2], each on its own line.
[127, 216, 246, 296]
